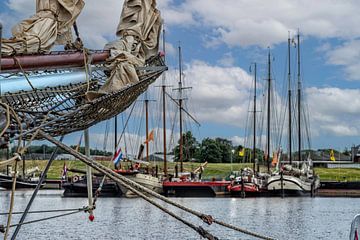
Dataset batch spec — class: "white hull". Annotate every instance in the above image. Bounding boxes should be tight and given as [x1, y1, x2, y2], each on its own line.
[267, 175, 320, 193]
[119, 173, 163, 197]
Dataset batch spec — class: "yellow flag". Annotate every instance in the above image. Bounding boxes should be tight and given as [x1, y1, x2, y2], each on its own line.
[330, 149, 336, 161]
[239, 148, 245, 157]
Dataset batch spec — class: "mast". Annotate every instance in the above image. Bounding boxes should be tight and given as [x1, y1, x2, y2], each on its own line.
[161, 26, 167, 175]
[145, 95, 149, 161]
[297, 30, 301, 162]
[114, 116, 117, 153]
[178, 44, 184, 173]
[288, 33, 292, 164]
[253, 63, 257, 173]
[267, 50, 271, 172]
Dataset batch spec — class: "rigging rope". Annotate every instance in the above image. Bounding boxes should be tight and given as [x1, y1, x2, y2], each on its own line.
[40, 131, 276, 240]
[0, 208, 89, 234]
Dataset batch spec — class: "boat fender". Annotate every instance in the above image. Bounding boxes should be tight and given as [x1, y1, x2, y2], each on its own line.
[73, 175, 79, 183]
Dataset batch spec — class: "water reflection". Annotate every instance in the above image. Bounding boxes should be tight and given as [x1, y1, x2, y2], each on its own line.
[0, 191, 355, 239]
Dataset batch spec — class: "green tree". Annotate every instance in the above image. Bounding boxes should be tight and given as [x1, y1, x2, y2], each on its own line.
[174, 131, 200, 162]
[200, 138, 222, 163]
[215, 138, 232, 163]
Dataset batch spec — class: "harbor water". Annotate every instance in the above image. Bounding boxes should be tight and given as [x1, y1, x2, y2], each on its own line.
[0, 190, 357, 239]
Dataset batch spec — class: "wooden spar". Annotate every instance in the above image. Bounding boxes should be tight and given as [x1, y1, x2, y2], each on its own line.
[297, 31, 302, 162]
[0, 50, 109, 72]
[288, 33, 292, 165]
[178, 44, 184, 173]
[267, 50, 271, 173]
[253, 63, 257, 173]
[84, 129, 93, 216]
[0, 22, 2, 73]
[145, 98, 149, 161]
[162, 27, 167, 175]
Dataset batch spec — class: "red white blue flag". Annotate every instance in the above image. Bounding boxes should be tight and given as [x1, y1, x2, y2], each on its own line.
[113, 147, 123, 165]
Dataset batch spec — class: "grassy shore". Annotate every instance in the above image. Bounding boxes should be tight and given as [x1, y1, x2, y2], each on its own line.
[15, 160, 360, 182]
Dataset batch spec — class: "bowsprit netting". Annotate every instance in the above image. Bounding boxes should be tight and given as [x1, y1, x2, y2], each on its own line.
[0, 54, 166, 140]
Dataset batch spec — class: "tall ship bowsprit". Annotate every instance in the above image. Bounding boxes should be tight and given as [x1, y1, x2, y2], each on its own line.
[0, 1, 277, 240]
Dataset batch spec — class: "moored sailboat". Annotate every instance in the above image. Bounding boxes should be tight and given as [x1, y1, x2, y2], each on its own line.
[266, 31, 320, 196]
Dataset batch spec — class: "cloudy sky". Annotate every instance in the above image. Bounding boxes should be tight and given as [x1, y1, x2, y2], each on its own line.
[1, 0, 360, 152]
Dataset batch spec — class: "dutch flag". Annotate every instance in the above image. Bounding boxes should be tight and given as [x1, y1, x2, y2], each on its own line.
[113, 147, 123, 165]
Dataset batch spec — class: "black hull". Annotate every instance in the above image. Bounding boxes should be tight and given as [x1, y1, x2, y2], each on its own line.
[229, 191, 265, 198]
[163, 186, 216, 197]
[266, 189, 311, 197]
[62, 179, 122, 198]
[0, 175, 42, 189]
[320, 181, 360, 190]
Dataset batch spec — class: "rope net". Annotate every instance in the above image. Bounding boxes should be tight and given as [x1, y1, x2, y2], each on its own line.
[0, 54, 166, 140]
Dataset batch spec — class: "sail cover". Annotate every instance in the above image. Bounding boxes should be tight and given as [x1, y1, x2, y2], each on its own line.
[1, 0, 85, 55]
[96, 0, 162, 95]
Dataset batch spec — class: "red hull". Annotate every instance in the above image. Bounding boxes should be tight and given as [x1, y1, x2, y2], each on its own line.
[163, 180, 231, 197]
[1, 50, 109, 72]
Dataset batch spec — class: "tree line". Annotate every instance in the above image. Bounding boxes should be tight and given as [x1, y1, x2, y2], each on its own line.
[173, 131, 264, 163]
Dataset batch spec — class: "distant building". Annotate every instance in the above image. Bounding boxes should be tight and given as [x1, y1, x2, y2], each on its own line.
[351, 145, 360, 163]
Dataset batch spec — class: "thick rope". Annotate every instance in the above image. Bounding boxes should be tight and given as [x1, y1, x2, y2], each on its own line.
[40, 131, 276, 240]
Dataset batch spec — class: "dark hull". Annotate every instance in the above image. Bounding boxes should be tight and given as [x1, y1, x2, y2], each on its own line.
[320, 181, 360, 190]
[163, 181, 230, 197]
[62, 179, 122, 198]
[0, 175, 42, 189]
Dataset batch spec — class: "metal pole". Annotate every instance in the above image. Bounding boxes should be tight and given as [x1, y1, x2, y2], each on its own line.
[84, 129, 93, 216]
[11, 136, 64, 240]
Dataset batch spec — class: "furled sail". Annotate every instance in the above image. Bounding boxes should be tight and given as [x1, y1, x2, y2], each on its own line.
[95, 0, 162, 95]
[1, 0, 85, 55]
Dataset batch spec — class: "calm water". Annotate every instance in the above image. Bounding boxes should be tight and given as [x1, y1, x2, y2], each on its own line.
[0, 190, 357, 240]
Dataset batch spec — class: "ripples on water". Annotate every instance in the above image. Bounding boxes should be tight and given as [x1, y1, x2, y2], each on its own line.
[0, 190, 357, 239]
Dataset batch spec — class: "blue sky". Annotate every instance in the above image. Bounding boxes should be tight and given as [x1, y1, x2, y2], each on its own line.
[1, 0, 360, 153]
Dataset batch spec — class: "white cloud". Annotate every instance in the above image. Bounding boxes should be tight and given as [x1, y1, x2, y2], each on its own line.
[326, 40, 360, 80]
[162, 0, 360, 47]
[217, 52, 235, 67]
[182, 61, 253, 127]
[306, 87, 360, 137]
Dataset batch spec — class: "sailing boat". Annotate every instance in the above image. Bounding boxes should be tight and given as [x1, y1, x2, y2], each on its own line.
[115, 111, 163, 195]
[161, 44, 230, 197]
[227, 63, 266, 197]
[266, 31, 320, 196]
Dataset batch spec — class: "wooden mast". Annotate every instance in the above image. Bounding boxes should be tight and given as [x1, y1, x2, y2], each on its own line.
[267, 49, 271, 172]
[288, 32, 292, 164]
[253, 63, 257, 173]
[297, 30, 302, 162]
[145, 96, 149, 161]
[178, 44, 184, 173]
[161, 26, 167, 175]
